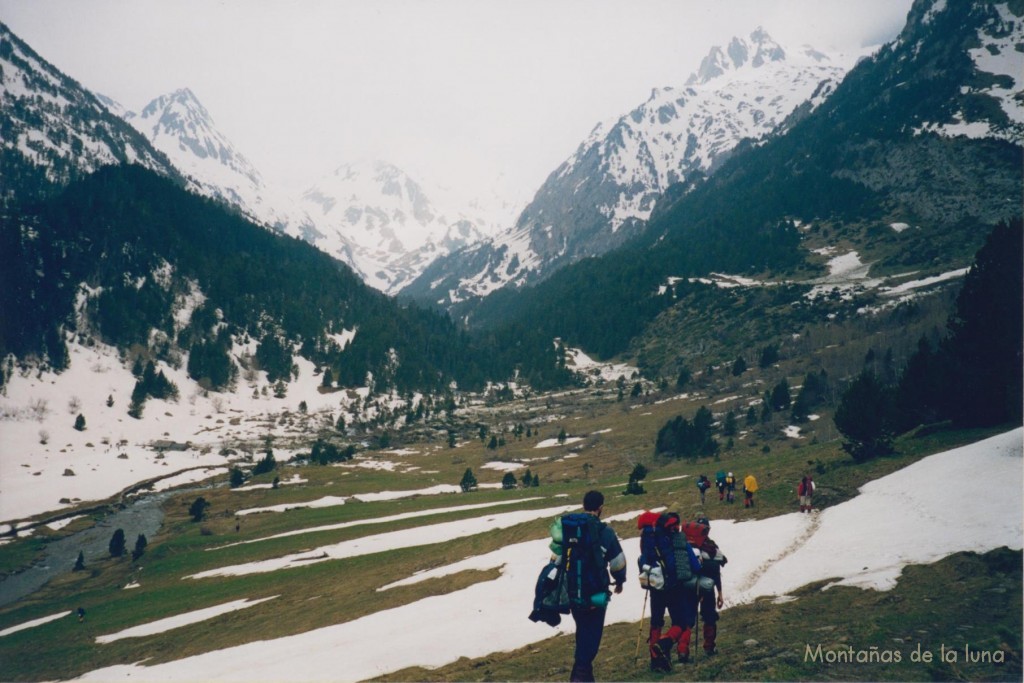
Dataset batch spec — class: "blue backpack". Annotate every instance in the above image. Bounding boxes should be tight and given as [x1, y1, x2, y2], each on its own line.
[560, 513, 610, 607]
[637, 511, 677, 590]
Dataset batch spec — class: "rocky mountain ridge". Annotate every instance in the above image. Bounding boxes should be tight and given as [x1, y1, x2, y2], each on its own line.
[401, 28, 860, 310]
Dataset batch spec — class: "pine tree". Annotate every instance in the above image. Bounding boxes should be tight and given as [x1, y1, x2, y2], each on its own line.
[73, 551, 85, 571]
[521, 469, 533, 488]
[108, 529, 126, 557]
[230, 467, 245, 488]
[723, 410, 738, 437]
[625, 463, 648, 495]
[253, 450, 276, 476]
[459, 468, 478, 492]
[940, 219, 1023, 427]
[759, 344, 779, 368]
[189, 497, 209, 522]
[501, 472, 517, 490]
[834, 371, 895, 461]
[893, 219, 1022, 429]
[131, 534, 148, 560]
[73, 414, 86, 431]
[770, 378, 792, 411]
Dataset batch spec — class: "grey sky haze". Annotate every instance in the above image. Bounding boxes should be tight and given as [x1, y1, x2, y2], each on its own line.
[0, 0, 914, 204]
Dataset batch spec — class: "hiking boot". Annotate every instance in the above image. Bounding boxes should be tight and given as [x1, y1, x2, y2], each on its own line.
[677, 650, 690, 664]
[649, 654, 671, 673]
[650, 638, 674, 673]
[653, 637, 676, 660]
[704, 647, 718, 657]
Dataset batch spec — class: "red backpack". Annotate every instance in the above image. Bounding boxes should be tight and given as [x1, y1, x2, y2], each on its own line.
[681, 520, 709, 549]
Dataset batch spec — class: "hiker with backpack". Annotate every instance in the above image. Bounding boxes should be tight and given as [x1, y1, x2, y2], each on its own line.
[715, 470, 727, 502]
[798, 474, 815, 512]
[743, 473, 758, 508]
[692, 515, 728, 656]
[725, 472, 736, 503]
[637, 511, 702, 672]
[695, 474, 711, 505]
[555, 490, 627, 682]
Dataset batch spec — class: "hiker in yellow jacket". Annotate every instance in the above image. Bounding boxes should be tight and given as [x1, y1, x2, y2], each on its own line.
[743, 474, 758, 508]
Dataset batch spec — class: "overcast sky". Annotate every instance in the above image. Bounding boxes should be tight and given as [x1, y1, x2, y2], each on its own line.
[1, 0, 914, 203]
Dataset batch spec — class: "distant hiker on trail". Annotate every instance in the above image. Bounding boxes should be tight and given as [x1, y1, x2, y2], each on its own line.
[725, 472, 736, 504]
[558, 490, 628, 682]
[695, 474, 711, 505]
[637, 511, 701, 671]
[715, 470, 727, 502]
[798, 475, 815, 512]
[743, 473, 758, 508]
[693, 515, 728, 656]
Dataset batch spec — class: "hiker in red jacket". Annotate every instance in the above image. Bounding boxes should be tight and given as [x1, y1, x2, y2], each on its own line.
[798, 475, 815, 512]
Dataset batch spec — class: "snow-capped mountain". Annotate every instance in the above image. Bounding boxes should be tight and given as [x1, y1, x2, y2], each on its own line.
[296, 160, 510, 293]
[121, 88, 325, 245]
[121, 90, 509, 294]
[401, 29, 860, 309]
[0, 21, 176, 197]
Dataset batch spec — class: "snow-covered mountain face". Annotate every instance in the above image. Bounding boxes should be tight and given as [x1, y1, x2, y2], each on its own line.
[296, 160, 511, 294]
[122, 90, 509, 295]
[0, 22, 176, 197]
[121, 89, 326, 246]
[401, 29, 859, 309]
[128, 89, 265, 201]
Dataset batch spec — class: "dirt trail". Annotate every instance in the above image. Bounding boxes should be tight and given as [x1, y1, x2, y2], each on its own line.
[733, 511, 823, 597]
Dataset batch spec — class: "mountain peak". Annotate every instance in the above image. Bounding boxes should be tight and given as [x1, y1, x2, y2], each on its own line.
[686, 28, 791, 85]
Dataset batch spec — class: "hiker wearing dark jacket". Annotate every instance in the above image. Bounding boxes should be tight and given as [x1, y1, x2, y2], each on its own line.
[694, 515, 727, 656]
[568, 490, 627, 682]
[696, 474, 711, 504]
[648, 513, 702, 670]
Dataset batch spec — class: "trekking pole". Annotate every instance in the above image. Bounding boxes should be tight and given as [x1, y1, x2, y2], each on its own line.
[694, 582, 700, 661]
[633, 588, 649, 662]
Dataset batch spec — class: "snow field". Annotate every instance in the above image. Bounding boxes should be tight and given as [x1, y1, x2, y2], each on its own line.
[54, 428, 1021, 682]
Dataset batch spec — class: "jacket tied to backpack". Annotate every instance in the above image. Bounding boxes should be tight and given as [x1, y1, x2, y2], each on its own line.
[545, 513, 626, 610]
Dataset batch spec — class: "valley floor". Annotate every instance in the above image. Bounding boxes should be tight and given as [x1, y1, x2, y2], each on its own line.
[2, 428, 1013, 682]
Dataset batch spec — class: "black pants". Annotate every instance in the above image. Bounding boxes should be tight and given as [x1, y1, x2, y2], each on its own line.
[570, 606, 606, 681]
[698, 588, 718, 625]
[649, 585, 696, 630]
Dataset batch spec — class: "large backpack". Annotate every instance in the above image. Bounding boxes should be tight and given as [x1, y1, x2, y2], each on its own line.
[671, 532, 701, 590]
[682, 520, 710, 548]
[636, 511, 677, 591]
[560, 513, 610, 607]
